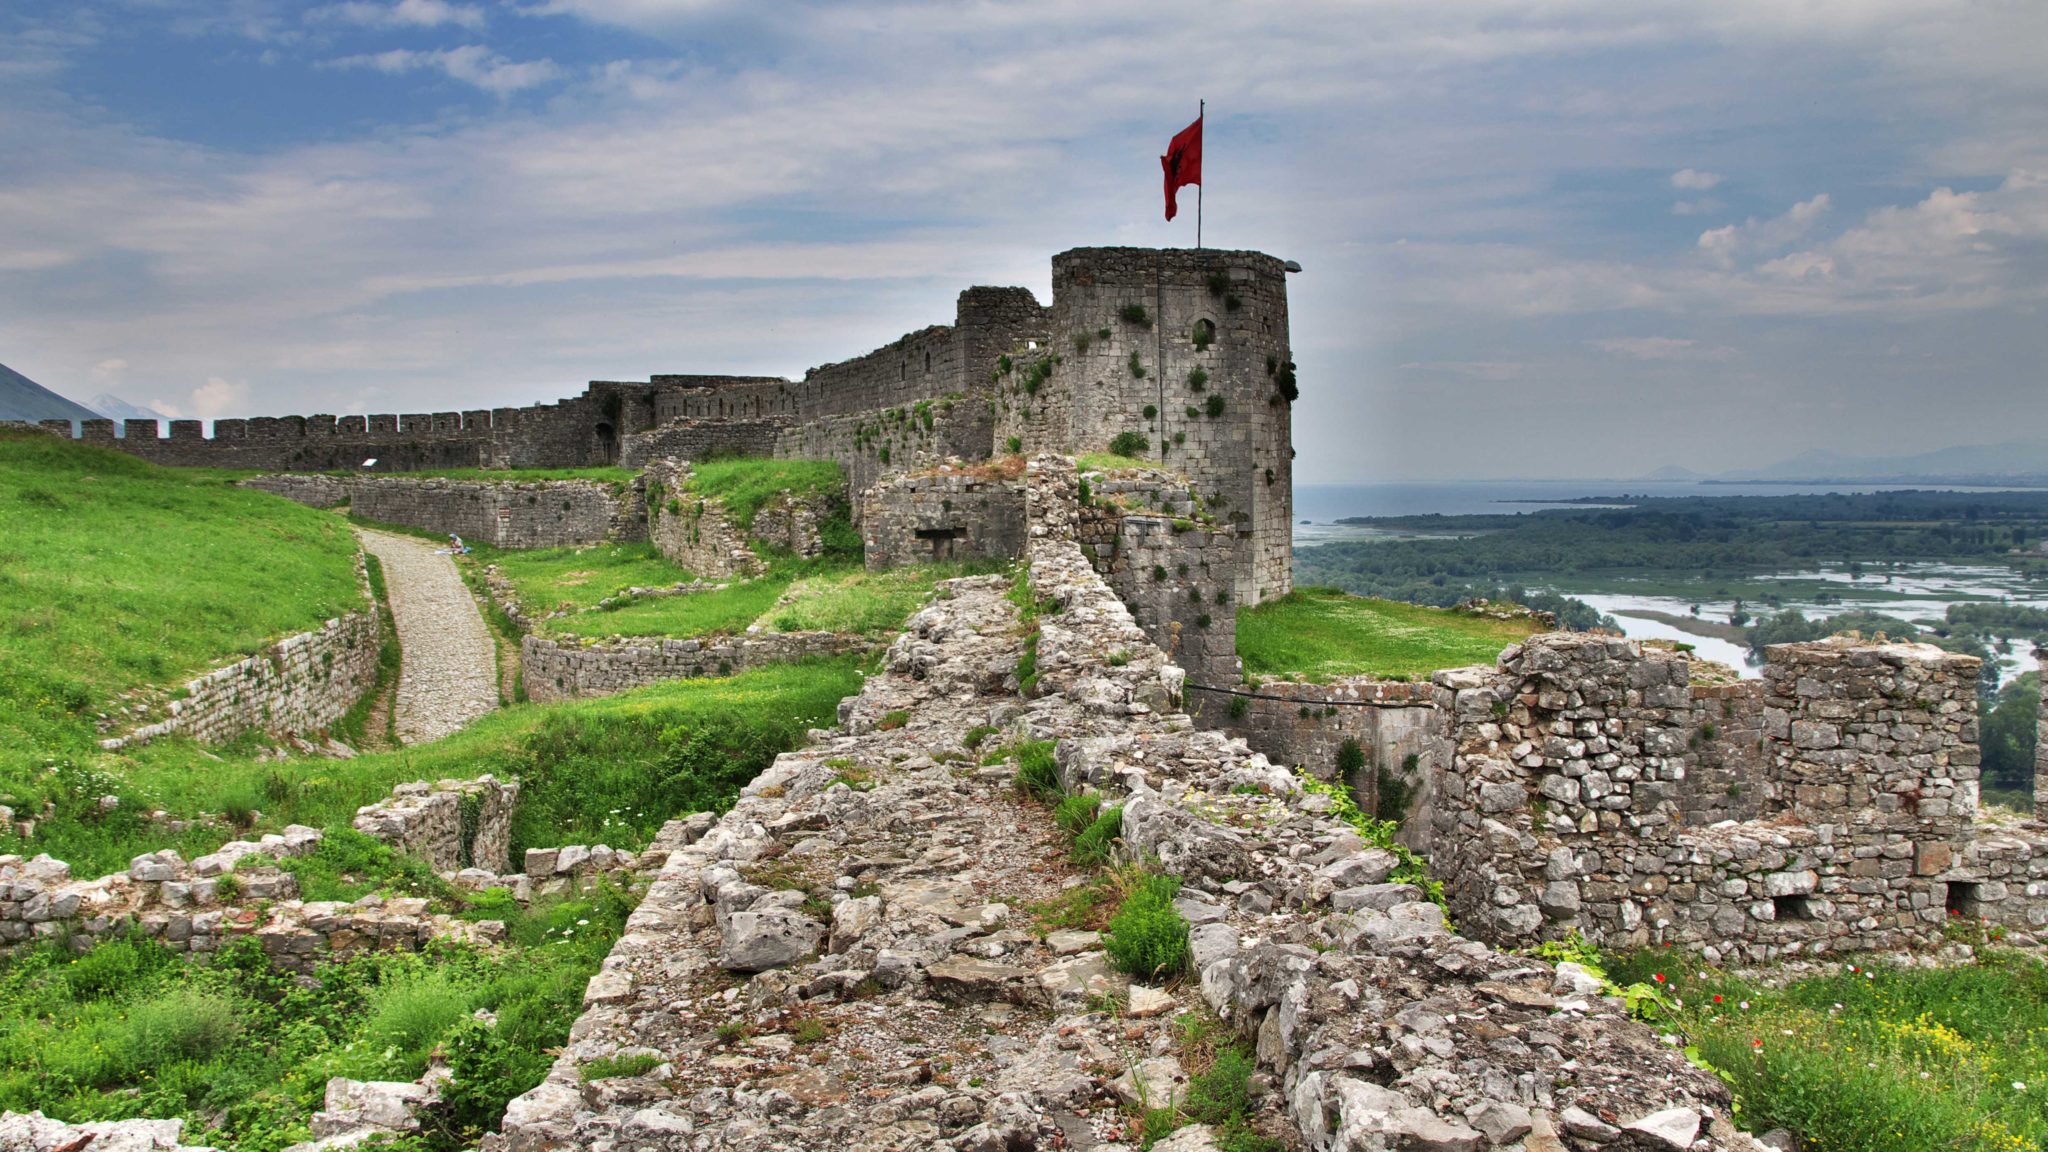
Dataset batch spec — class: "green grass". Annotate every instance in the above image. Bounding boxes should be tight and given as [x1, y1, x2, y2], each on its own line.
[0, 431, 364, 823]
[683, 458, 845, 530]
[1103, 872, 1189, 981]
[1237, 587, 1541, 681]
[764, 561, 1003, 636]
[1603, 948, 2048, 1152]
[9, 657, 864, 876]
[1076, 452, 1165, 474]
[0, 882, 638, 1151]
[578, 565, 815, 638]
[471, 541, 695, 617]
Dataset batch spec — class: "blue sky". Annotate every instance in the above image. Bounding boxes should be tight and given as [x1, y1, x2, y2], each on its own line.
[2, 0, 2043, 480]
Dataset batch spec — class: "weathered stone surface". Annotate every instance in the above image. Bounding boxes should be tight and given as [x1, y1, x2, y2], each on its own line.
[718, 910, 822, 972]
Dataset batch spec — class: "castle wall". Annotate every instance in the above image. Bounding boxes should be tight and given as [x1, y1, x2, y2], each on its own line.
[1208, 679, 1446, 833]
[521, 632, 868, 702]
[620, 418, 790, 469]
[99, 608, 381, 752]
[350, 475, 643, 549]
[859, 469, 1026, 570]
[772, 395, 993, 519]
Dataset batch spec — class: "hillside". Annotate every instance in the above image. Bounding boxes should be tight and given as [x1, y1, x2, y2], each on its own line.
[0, 362, 98, 425]
[0, 430, 364, 826]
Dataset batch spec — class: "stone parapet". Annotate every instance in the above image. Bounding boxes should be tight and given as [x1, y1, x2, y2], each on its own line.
[350, 475, 643, 549]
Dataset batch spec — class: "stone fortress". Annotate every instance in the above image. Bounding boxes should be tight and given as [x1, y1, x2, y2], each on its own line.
[12, 244, 2048, 1150]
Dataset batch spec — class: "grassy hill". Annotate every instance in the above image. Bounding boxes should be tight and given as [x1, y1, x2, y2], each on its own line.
[1238, 587, 1543, 681]
[0, 430, 363, 829]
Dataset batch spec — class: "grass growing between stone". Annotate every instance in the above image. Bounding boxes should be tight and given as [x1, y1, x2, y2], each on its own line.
[0, 883, 638, 1152]
[334, 465, 637, 485]
[763, 560, 1006, 635]
[13, 657, 864, 876]
[0, 431, 365, 830]
[1601, 947, 2048, 1152]
[1237, 587, 1542, 681]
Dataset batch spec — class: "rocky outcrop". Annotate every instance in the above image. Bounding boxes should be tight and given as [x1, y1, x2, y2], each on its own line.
[492, 457, 1760, 1152]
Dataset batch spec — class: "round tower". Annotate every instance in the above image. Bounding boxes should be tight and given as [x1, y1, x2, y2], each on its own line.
[1043, 247, 1294, 603]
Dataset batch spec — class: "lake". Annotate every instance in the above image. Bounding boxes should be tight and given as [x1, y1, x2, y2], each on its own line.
[1294, 482, 2048, 681]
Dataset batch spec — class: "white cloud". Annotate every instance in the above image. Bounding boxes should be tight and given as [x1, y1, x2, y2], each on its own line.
[330, 45, 560, 95]
[150, 377, 248, 422]
[1671, 198, 1723, 216]
[1671, 168, 1722, 191]
[92, 358, 127, 379]
[1697, 194, 1831, 267]
[310, 0, 487, 30]
[1588, 337, 1734, 361]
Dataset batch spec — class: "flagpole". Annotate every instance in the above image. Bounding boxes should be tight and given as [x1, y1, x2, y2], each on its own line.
[1196, 99, 1204, 250]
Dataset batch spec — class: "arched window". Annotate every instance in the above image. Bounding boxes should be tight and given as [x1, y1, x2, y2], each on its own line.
[1192, 318, 1217, 349]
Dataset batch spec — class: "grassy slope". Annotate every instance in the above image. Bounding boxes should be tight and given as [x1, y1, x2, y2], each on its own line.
[474, 541, 695, 616]
[0, 431, 363, 810]
[682, 458, 845, 529]
[1237, 587, 1541, 681]
[1608, 947, 2048, 1152]
[30, 658, 864, 876]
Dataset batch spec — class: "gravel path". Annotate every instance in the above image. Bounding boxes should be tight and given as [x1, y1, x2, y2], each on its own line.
[356, 528, 499, 744]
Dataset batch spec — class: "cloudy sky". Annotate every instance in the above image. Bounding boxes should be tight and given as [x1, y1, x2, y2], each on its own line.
[3, 1, 2043, 481]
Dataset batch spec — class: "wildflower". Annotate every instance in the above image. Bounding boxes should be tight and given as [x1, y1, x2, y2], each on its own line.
[1713, 995, 1723, 1004]
[1653, 973, 1666, 984]
[2016, 1082, 2028, 1092]
[1740, 1001, 1751, 1010]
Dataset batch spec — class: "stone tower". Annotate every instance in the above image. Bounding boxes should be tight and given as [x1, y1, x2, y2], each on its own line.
[996, 247, 1295, 603]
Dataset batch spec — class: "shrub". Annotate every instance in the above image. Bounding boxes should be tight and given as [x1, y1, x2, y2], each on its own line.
[1014, 740, 1061, 801]
[1054, 792, 1101, 835]
[1109, 432, 1149, 458]
[1188, 368, 1208, 391]
[1072, 803, 1123, 865]
[108, 988, 246, 1077]
[1335, 738, 1365, 785]
[1142, 404, 1158, 420]
[581, 1053, 661, 1082]
[361, 968, 475, 1074]
[1104, 873, 1189, 980]
[1192, 320, 1215, 349]
[1205, 394, 1227, 418]
[1206, 272, 1229, 296]
[1006, 436, 1023, 454]
[1073, 333, 1091, 353]
[1275, 361, 1299, 402]
[1228, 695, 1248, 721]
[1128, 351, 1147, 379]
[1120, 304, 1151, 327]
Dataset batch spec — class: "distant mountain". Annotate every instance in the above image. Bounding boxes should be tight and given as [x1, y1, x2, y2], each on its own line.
[0, 362, 99, 426]
[1638, 464, 1706, 481]
[1721, 440, 2048, 483]
[89, 393, 168, 424]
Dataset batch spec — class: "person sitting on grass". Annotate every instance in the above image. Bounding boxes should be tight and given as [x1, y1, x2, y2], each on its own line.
[446, 533, 470, 555]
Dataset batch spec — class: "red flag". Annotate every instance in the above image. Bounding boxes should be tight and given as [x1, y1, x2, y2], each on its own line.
[1161, 114, 1202, 222]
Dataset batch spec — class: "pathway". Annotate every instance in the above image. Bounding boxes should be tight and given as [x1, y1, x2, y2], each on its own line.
[355, 528, 499, 744]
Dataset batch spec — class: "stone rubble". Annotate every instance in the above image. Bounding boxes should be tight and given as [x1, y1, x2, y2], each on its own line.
[491, 458, 1762, 1152]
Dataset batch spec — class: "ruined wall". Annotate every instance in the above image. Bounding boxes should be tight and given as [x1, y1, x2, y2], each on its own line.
[351, 475, 643, 549]
[1210, 679, 1446, 829]
[101, 608, 380, 751]
[642, 460, 764, 579]
[521, 631, 869, 702]
[2038, 657, 2048, 823]
[995, 249, 1294, 603]
[859, 468, 1026, 570]
[238, 473, 350, 507]
[352, 776, 520, 874]
[1068, 466, 1250, 691]
[1429, 634, 1988, 961]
